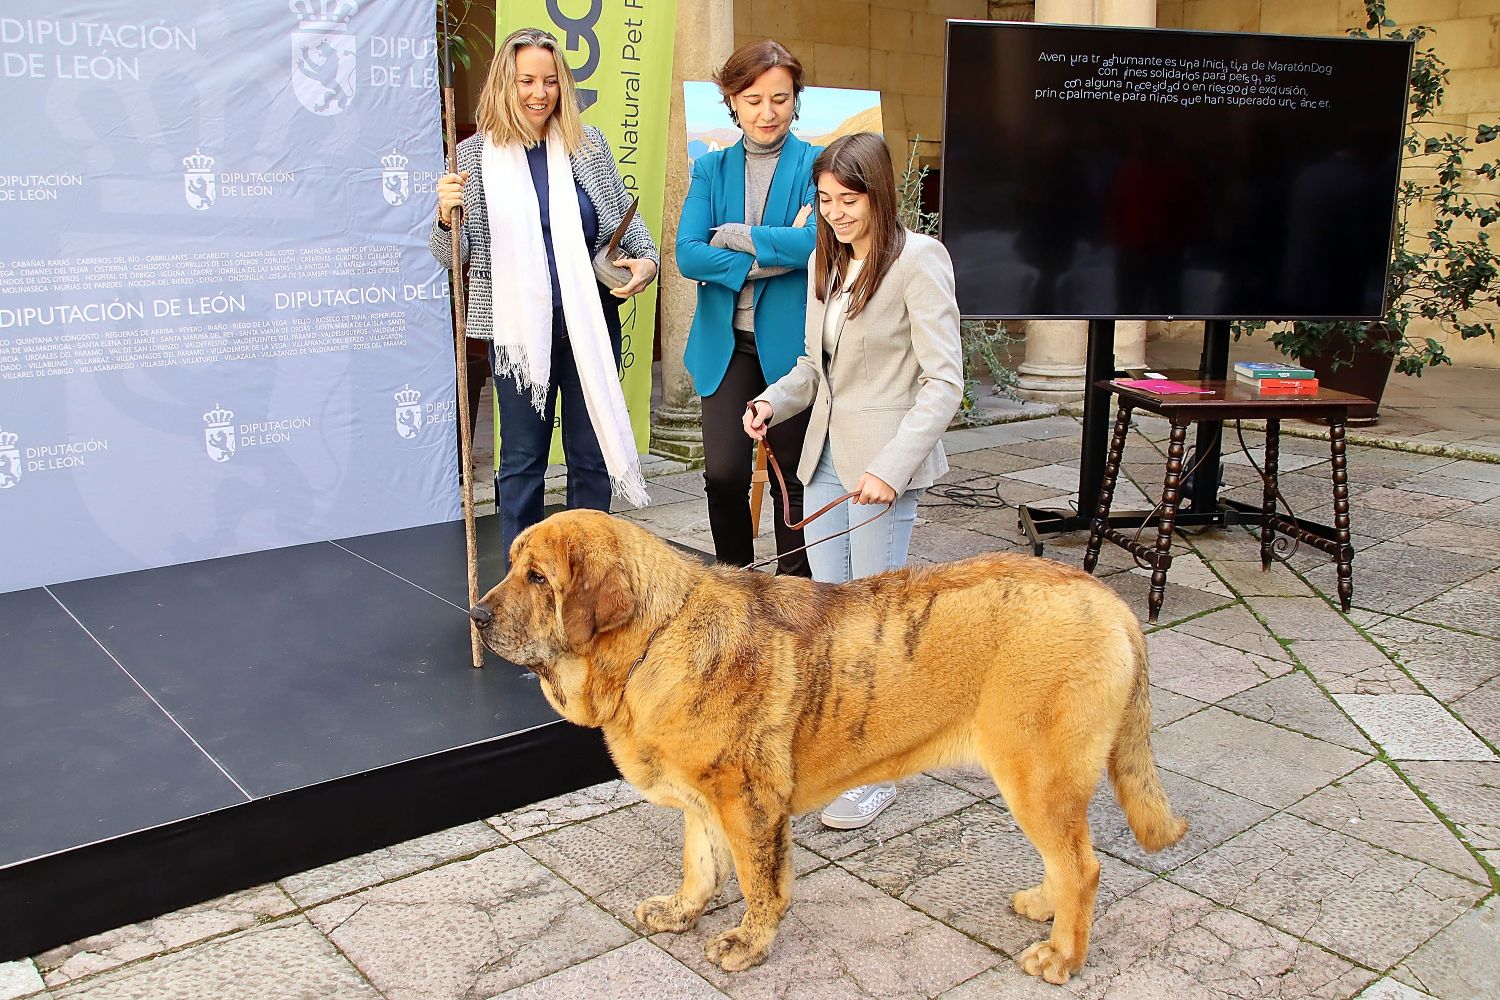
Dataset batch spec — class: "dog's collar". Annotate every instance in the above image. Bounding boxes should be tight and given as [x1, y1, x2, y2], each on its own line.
[621, 620, 669, 695]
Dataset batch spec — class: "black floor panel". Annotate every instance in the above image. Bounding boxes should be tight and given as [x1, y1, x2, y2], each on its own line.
[0, 588, 245, 868]
[336, 514, 506, 608]
[48, 540, 555, 798]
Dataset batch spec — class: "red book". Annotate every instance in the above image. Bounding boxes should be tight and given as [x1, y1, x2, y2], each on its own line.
[1244, 377, 1319, 394]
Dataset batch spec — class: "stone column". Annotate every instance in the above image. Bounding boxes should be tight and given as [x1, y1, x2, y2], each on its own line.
[649, 0, 734, 466]
[1014, 0, 1096, 403]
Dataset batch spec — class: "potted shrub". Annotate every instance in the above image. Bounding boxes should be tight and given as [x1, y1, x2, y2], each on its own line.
[1236, 0, 1499, 421]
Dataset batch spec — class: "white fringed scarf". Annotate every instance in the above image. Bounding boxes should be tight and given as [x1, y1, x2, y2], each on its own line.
[481, 124, 648, 508]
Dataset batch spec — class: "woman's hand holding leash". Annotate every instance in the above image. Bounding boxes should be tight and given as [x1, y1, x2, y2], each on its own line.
[743, 400, 773, 441]
[740, 413, 893, 571]
[854, 473, 895, 505]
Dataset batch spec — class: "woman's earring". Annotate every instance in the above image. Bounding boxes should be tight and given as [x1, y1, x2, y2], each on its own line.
[793, 98, 801, 122]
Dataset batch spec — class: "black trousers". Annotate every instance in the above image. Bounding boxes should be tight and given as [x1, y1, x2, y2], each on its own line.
[701, 349, 812, 576]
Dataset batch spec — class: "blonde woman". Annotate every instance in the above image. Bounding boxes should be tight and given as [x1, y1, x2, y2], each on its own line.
[745, 133, 963, 829]
[432, 27, 658, 566]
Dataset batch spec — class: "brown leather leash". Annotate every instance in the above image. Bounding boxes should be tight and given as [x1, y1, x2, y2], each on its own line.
[744, 407, 891, 571]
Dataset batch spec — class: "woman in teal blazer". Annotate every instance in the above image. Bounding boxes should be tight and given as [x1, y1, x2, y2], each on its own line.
[678, 39, 819, 575]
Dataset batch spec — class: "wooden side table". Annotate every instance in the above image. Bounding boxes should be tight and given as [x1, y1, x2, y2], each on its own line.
[1084, 379, 1370, 623]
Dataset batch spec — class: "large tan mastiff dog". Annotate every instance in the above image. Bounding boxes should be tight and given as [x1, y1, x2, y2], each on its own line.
[469, 509, 1186, 985]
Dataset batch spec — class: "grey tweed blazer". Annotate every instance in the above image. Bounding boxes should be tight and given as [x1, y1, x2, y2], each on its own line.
[759, 231, 963, 494]
[429, 125, 659, 340]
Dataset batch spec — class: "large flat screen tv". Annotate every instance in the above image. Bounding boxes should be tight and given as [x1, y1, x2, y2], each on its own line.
[940, 22, 1412, 320]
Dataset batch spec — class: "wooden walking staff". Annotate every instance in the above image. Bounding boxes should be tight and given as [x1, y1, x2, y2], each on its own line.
[440, 0, 484, 668]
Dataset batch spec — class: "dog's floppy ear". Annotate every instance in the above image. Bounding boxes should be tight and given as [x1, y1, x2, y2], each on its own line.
[561, 536, 635, 650]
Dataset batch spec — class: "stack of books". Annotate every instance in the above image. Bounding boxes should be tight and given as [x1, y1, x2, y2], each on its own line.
[1234, 361, 1318, 395]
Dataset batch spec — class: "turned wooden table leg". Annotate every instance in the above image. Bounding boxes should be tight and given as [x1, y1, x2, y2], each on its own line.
[1329, 418, 1354, 611]
[1261, 418, 1280, 569]
[1149, 418, 1189, 623]
[1085, 401, 1134, 574]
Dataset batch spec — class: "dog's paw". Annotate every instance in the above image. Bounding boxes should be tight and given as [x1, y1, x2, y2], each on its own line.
[705, 927, 771, 972]
[635, 895, 701, 933]
[1011, 885, 1055, 922]
[1018, 940, 1080, 986]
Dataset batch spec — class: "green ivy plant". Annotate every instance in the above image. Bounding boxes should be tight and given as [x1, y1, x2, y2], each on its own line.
[896, 137, 1021, 410]
[1236, 0, 1498, 376]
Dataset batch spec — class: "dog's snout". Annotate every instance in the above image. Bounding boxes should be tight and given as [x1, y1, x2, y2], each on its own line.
[469, 603, 493, 627]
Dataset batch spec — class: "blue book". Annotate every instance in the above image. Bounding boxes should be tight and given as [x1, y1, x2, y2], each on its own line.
[1234, 361, 1316, 380]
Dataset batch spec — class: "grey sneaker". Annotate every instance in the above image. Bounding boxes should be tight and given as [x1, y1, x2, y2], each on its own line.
[819, 782, 898, 830]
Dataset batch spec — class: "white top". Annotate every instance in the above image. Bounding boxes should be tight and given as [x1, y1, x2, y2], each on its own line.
[822, 257, 865, 356]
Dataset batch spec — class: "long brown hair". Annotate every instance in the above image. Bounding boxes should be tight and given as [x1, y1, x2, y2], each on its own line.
[476, 28, 586, 153]
[813, 133, 906, 319]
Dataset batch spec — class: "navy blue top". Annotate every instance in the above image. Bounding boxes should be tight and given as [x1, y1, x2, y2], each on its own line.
[526, 141, 599, 309]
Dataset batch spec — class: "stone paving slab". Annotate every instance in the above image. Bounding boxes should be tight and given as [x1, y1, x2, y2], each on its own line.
[1099, 571, 1236, 627]
[1366, 619, 1500, 702]
[1129, 551, 1234, 598]
[1147, 685, 1208, 729]
[942, 879, 1376, 1000]
[837, 801, 1153, 957]
[494, 940, 727, 999]
[279, 821, 505, 908]
[1454, 676, 1500, 749]
[1307, 541, 1499, 615]
[1171, 813, 1488, 970]
[1294, 639, 1423, 696]
[792, 773, 979, 862]
[1088, 769, 1273, 875]
[488, 779, 644, 841]
[1356, 980, 1438, 1000]
[1397, 762, 1500, 856]
[1153, 706, 1370, 809]
[653, 864, 1000, 1000]
[1240, 595, 1364, 642]
[35, 884, 296, 989]
[53, 917, 379, 1000]
[305, 846, 634, 1000]
[1402, 585, 1500, 640]
[516, 800, 825, 929]
[1289, 762, 1490, 884]
[1219, 672, 1376, 753]
[1392, 472, 1500, 503]
[1332, 695, 1497, 762]
[0, 963, 44, 1000]
[1393, 897, 1500, 1000]
[1145, 629, 1294, 703]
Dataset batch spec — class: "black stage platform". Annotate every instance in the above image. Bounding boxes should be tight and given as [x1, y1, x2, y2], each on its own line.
[0, 514, 627, 960]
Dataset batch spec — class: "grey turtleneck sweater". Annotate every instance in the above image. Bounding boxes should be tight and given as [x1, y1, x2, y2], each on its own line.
[710, 130, 793, 335]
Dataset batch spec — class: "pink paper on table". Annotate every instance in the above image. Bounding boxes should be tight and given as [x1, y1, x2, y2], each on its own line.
[1113, 379, 1213, 395]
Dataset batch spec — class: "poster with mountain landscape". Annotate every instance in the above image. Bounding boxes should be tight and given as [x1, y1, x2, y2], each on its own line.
[683, 82, 883, 162]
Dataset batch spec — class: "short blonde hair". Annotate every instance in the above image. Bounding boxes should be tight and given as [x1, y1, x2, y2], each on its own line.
[476, 28, 586, 153]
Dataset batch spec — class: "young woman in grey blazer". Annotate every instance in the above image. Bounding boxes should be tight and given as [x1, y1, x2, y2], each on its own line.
[744, 132, 964, 829]
[432, 28, 658, 567]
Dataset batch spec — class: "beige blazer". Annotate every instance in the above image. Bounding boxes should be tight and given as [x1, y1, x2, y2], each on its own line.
[758, 231, 963, 493]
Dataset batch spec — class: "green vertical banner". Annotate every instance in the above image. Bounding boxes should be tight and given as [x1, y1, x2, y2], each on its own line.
[498, 0, 676, 458]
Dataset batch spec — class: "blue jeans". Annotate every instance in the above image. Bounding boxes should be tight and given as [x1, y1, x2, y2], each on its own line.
[802, 444, 924, 583]
[491, 309, 621, 569]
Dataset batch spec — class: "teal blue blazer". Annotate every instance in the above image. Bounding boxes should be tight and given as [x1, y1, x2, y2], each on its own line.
[677, 134, 820, 397]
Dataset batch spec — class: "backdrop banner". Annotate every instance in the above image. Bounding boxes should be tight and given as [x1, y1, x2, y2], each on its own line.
[0, 1, 456, 594]
[495, 0, 676, 457]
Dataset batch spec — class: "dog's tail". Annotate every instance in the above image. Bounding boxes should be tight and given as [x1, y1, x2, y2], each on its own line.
[1108, 626, 1188, 853]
